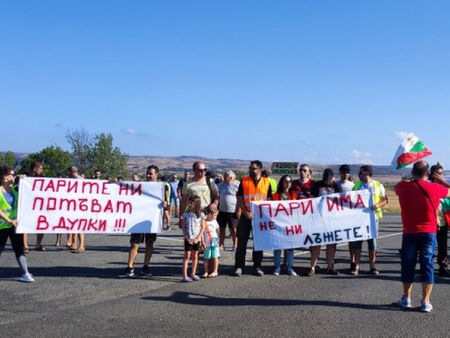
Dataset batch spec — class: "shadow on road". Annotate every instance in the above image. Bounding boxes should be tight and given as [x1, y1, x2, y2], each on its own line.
[142, 291, 401, 311]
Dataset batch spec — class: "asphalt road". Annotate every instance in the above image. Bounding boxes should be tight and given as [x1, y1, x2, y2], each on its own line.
[1, 213, 449, 337]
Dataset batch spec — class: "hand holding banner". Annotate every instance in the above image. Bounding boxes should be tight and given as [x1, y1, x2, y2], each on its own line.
[17, 177, 164, 234]
[251, 190, 377, 251]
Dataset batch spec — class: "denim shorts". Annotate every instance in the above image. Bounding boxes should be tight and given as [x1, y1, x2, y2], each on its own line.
[204, 246, 220, 259]
[401, 233, 436, 283]
[352, 238, 377, 251]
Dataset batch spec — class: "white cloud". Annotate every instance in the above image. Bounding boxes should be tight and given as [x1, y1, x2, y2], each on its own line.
[349, 149, 373, 164]
[395, 131, 412, 140]
[124, 128, 137, 135]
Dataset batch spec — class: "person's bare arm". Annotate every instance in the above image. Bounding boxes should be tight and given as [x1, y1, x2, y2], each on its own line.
[0, 209, 18, 227]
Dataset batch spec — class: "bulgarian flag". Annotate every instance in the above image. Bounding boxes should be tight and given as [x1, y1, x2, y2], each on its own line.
[441, 198, 450, 225]
[391, 133, 432, 169]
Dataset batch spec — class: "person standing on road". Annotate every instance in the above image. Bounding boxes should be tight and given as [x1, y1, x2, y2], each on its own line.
[336, 164, 356, 273]
[396, 161, 450, 312]
[181, 195, 206, 282]
[0, 166, 34, 282]
[119, 165, 167, 278]
[351, 165, 387, 275]
[234, 160, 273, 277]
[430, 163, 450, 277]
[178, 162, 219, 229]
[23, 161, 46, 252]
[310, 169, 342, 276]
[168, 174, 180, 218]
[291, 164, 315, 200]
[177, 171, 191, 200]
[272, 175, 298, 276]
[217, 170, 239, 251]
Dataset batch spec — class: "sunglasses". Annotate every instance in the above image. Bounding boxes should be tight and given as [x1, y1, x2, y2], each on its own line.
[300, 169, 309, 172]
[196, 168, 207, 172]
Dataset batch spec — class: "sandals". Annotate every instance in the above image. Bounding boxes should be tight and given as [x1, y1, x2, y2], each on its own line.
[201, 273, 209, 278]
[71, 248, 85, 254]
[208, 273, 218, 278]
[36, 246, 47, 251]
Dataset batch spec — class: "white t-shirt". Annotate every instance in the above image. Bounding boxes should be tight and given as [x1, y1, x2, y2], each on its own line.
[203, 220, 219, 247]
[183, 212, 206, 239]
[337, 180, 355, 192]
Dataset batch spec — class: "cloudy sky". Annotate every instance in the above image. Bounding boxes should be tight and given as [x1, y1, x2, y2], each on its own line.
[2, 1, 449, 167]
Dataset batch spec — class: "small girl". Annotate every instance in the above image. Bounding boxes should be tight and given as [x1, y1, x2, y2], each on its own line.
[180, 195, 206, 282]
[201, 207, 220, 278]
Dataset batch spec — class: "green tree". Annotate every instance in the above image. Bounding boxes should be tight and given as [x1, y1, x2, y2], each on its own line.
[66, 128, 93, 174]
[90, 133, 128, 178]
[20, 146, 72, 177]
[1, 151, 18, 167]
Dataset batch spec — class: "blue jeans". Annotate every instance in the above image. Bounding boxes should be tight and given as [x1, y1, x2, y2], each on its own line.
[401, 233, 436, 283]
[274, 249, 294, 269]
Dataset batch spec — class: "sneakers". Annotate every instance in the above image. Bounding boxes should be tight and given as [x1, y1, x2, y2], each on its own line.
[140, 265, 152, 278]
[254, 267, 264, 276]
[273, 267, 281, 276]
[420, 301, 433, 313]
[191, 275, 200, 281]
[287, 268, 297, 276]
[118, 267, 135, 278]
[398, 297, 412, 309]
[181, 277, 193, 283]
[20, 273, 35, 283]
[234, 268, 243, 277]
[369, 268, 380, 275]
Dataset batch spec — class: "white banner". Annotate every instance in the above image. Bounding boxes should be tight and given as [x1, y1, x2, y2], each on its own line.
[251, 190, 377, 251]
[17, 177, 164, 234]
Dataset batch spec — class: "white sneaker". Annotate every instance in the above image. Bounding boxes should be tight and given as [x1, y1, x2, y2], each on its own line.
[273, 267, 281, 276]
[20, 273, 35, 283]
[287, 268, 298, 276]
[398, 297, 411, 309]
[420, 301, 433, 313]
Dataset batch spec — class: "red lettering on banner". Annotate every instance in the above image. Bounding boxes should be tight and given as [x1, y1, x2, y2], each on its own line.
[269, 221, 275, 230]
[289, 202, 300, 215]
[32, 179, 44, 191]
[119, 183, 129, 195]
[82, 181, 100, 194]
[116, 201, 132, 214]
[98, 220, 107, 231]
[56, 180, 66, 192]
[79, 199, 88, 211]
[130, 184, 142, 196]
[285, 224, 302, 236]
[101, 182, 110, 195]
[339, 194, 353, 209]
[67, 181, 78, 193]
[354, 194, 366, 208]
[326, 197, 341, 212]
[59, 198, 76, 211]
[47, 197, 57, 210]
[36, 215, 49, 230]
[44, 180, 56, 192]
[260, 222, 268, 231]
[78, 219, 88, 231]
[33, 197, 44, 211]
[68, 218, 78, 230]
[91, 199, 102, 212]
[257, 203, 272, 218]
[103, 200, 114, 213]
[274, 203, 289, 217]
[87, 219, 98, 231]
[301, 200, 313, 215]
[53, 217, 71, 231]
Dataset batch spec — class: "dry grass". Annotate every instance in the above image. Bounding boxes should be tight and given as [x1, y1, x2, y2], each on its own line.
[383, 187, 401, 213]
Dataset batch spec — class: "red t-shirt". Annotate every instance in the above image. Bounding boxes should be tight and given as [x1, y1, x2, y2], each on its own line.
[395, 180, 448, 234]
[291, 179, 316, 199]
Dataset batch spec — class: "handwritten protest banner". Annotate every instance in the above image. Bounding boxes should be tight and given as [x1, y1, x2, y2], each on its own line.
[251, 190, 376, 251]
[17, 177, 164, 234]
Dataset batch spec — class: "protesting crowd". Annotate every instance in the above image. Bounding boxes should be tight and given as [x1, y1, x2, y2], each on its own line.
[1, 159, 450, 313]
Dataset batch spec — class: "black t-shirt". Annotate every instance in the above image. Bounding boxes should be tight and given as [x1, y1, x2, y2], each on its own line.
[312, 181, 342, 197]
